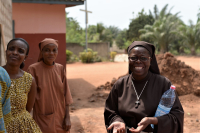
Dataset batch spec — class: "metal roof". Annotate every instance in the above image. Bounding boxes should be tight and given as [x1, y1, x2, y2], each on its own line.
[12, 0, 84, 5]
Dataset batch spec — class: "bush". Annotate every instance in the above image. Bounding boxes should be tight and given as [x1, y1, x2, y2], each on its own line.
[79, 48, 101, 63]
[66, 50, 73, 61]
[110, 52, 117, 61]
[66, 50, 79, 63]
[95, 56, 102, 62]
[70, 55, 79, 62]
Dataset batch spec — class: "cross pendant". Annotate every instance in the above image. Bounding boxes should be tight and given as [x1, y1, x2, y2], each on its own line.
[135, 100, 140, 108]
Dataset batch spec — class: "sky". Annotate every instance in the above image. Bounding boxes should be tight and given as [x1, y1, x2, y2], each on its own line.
[65, 0, 200, 30]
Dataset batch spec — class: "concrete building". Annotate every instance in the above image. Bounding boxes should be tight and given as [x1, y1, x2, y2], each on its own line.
[0, 0, 13, 66]
[12, 0, 84, 70]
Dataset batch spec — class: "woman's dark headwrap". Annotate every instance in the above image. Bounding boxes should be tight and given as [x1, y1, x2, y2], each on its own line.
[127, 41, 160, 74]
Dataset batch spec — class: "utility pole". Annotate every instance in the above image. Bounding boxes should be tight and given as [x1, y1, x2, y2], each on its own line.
[80, 0, 92, 52]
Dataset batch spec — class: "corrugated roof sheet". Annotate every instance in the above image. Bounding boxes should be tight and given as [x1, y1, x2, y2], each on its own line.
[12, 0, 84, 5]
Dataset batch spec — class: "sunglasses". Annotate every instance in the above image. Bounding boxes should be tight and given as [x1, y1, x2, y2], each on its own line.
[128, 56, 151, 62]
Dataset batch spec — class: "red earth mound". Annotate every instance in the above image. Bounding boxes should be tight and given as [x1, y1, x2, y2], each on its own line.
[157, 53, 200, 96]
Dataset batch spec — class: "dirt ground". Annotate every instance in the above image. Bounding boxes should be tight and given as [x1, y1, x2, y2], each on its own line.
[67, 56, 200, 133]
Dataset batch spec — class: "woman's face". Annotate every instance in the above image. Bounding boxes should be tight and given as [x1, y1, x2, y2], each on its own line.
[129, 46, 151, 80]
[42, 43, 58, 65]
[6, 40, 28, 67]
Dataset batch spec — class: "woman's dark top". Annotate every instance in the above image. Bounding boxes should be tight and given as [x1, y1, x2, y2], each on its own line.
[104, 71, 184, 133]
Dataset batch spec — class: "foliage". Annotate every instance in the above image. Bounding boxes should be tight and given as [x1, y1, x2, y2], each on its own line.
[70, 55, 79, 62]
[66, 5, 200, 56]
[66, 13, 125, 49]
[100, 28, 113, 45]
[176, 20, 200, 55]
[110, 52, 117, 61]
[95, 56, 102, 62]
[123, 40, 133, 50]
[66, 50, 73, 61]
[66, 50, 79, 63]
[66, 12, 85, 43]
[88, 23, 117, 45]
[79, 48, 101, 63]
[169, 38, 186, 54]
[127, 9, 155, 42]
[116, 29, 127, 49]
[88, 25, 99, 42]
[197, 8, 200, 22]
[107, 26, 120, 39]
[97, 23, 105, 35]
[139, 4, 182, 53]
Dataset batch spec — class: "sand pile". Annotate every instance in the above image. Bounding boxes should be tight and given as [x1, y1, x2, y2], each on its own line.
[157, 53, 200, 96]
[96, 53, 200, 96]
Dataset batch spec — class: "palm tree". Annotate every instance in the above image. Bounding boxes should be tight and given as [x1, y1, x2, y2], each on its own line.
[139, 4, 181, 53]
[139, 15, 181, 53]
[177, 20, 200, 55]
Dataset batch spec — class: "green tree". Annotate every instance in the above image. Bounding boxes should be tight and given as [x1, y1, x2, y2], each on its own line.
[198, 8, 200, 22]
[177, 20, 200, 55]
[127, 9, 155, 42]
[66, 12, 84, 43]
[139, 5, 182, 53]
[116, 29, 127, 49]
[153, 5, 159, 20]
[87, 25, 100, 42]
[97, 23, 105, 37]
[107, 26, 120, 39]
[87, 23, 115, 45]
[95, 23, 115, 46]
[100, 28, 113, 46]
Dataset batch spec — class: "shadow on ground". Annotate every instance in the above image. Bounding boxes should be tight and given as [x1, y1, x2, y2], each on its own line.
[68, 78, 108, 109]
[70, 115, 86, 133]
[68, 78, 108, 133]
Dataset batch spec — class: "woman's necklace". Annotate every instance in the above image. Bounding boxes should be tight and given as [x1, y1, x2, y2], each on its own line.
[131, 80, 148, 108]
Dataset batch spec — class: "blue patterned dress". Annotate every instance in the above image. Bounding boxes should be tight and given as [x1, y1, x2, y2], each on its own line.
[0, 67, 11, 133]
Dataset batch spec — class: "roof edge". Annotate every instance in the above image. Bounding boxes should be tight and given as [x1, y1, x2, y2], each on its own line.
[12, 0, 84, 5]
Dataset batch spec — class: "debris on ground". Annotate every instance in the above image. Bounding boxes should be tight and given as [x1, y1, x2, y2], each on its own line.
[88, 92, 109, 102]
[194, 87, 200, 97]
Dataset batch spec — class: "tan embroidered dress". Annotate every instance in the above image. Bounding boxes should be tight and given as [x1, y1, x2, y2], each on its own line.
[6, 72, 41, 133]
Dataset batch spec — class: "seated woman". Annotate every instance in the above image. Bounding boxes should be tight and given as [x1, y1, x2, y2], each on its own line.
[27, 38, 73, 133]
[3, 38, 42, 132]
[104, 41, 184, 133]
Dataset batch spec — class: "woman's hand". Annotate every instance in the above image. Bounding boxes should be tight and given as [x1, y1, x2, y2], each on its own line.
[107, 121, 126, 133]
[63, 116, 71, 131]
[26, 77, 37, 113]
[129, 117, 158, 133]
[63, 105, 71, 131]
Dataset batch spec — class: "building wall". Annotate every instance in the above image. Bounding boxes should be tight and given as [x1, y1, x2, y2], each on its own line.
[0, 0, 13, 66]
[110, 40, 125, 54]
[67, 42, 110, 58]
[13, 3, 66, 34]
[88, 43, 110, 58]
[13, 3, 66, 70]
[66, 43, 84, 56]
